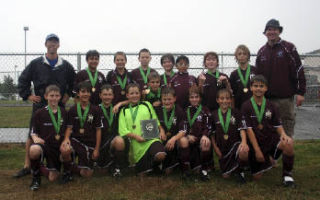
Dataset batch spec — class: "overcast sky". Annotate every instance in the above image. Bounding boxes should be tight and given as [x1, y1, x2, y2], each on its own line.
[0, 0, 319, 54]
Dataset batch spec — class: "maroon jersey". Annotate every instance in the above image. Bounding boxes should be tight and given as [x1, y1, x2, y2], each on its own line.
[99, 105, 118, 144]
[241, 99, 281, 145]
[106, 69, 132, 104]
[160, 73, 175, 88]
[74, 69, 106, 105]
[256, 39, 306, 98]
[31, 106, 67, 146]
[185, 105, 212, 139]
[155, 105, 187, 139]
[200, 72, 229, 111]
[67, 104, 102, 147]
[170, 72, 197, 109]
[212, 108, 245, 155]
[131, 67, 156, 90]
[229, 66, 257, 110]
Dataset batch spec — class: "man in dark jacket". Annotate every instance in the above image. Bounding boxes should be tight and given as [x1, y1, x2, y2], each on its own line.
[14, 34, 76, 178]
[256, 19, 306, 137]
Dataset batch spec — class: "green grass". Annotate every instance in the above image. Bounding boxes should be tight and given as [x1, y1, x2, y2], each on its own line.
[0, 107, 32, 127]
[0, 140, 319, 200]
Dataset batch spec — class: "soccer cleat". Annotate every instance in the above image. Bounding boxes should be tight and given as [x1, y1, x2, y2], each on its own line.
[236, 172, 246, 184]
[200, 170, 210, 181]
[112, 168, 122, 178]
[61, 172, 73, 184]
[30, 176, 41, 191]
[283, 176, 295, 188]
[13, 167, 31, 178]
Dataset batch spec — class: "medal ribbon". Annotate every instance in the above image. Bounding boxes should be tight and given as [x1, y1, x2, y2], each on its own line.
[100, 104, 114, 127]
[250, 97, 266, 124]
[218, 108, 231, 134]
[139, 67, 151, 84]
[187, 105, 202, 127]
[77, 103, 90, 128]
[237, 64, 251, 88]
[48, 106, 61, 134]
[147, 88, 161, 99]
[86, 68, 98, 88]
[162, 71, 175, 85]
[116, 74, 127, 90]
[129, 103, 140, 126]
[207, 70, 220, 79]
[163, 105, 175, 130]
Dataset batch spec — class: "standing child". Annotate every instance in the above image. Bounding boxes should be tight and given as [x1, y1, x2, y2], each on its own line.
[131, 48, 156, 95]
[145, 71, 162, 107]
[241, 75, 295, 187]
[180, 86, 212, 180]
[106, 51, 132, 105]
[74, 50, 106, 105]
[160, 53, 175, 87]
[229, 45, 256, 110]
[198, 52, 230, 112]
[155, 87, 187, 174]
[118, 83, 166, 175]
[97, 84, 127, 177]
[29, 85, 67, 190]
[170, 55, 197, 109]
[211, 89, 249, 183]
[60, 81, 102, 181]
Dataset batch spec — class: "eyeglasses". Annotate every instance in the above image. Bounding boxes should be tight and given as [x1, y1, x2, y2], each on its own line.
[176, 62, 188, 67]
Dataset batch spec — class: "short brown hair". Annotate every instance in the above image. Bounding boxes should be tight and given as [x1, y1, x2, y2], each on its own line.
[234, 44, 250, 62]
[45, 85, 60, 95]
[203, 52, 219, 67]
[189, 85, 201, 96]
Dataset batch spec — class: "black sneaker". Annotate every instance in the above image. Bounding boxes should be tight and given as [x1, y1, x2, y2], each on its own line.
[181, 170, 192, 181]
[13, 168, 31, 178]
[30, 176, 41, 191]
[112, 168, 122, 178]
[61, 172, 73, 184]
[200, 170, 210, 181]
[283, 176, 296, 188]
[236, 172, 246, 184]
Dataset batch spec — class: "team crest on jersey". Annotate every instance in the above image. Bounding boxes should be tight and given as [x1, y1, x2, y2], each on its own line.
[277, 51, 284, 57]
[98, 76, 103, 83]
[265, 110, 272, 119]
[241, 119, 247, 128]
[173, 117, 177, 125]
[87, 114, 94, 123]
[230, 116, 236, 125]
[60, 119, 64, 124]
[197, 115, 202, 121]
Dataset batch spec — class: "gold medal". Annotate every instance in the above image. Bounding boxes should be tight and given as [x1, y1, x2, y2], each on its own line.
[166, 132, 172, 137]
[55, 134, 60, 141]
[143, 85, 148, 89]
[144, 89, 150, 94]
[224, 134, 229, 140]
[243, 88, 248, 93]
[132, 125, 136, 129]
[79, 128, 85, 134]
[121, 90, 125, 95]
[92, 87, 96, 93]
[258, 124, 263, 130]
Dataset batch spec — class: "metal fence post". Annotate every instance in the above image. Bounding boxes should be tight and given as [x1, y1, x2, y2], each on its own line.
[77, 52, 81, 71]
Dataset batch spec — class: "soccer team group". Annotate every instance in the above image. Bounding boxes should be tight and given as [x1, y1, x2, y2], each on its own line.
[15, 19, 306, 191]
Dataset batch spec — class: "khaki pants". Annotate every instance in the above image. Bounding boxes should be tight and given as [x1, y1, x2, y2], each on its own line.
[269, 97, 295, 137]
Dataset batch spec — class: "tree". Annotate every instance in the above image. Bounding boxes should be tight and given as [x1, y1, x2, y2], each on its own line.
[0, 75, 17, 100]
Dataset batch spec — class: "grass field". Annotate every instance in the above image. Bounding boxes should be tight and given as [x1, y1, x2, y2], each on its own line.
[0, 140, 319, 200]
[0, 107, 31, 128]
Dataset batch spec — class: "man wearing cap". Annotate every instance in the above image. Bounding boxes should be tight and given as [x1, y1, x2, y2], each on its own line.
[256, 19, 306, 137]
[14, 34, 76, 178]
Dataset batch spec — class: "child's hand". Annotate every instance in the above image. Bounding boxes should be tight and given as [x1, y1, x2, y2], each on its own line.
[153, 101, 161, 107]
[239, 142, 249, 153]
[113, 104, 121, 114]
[134, 135, 145, 143]
[198, 73, 206, 85]
[218, 75, 228, 82]
[92, 149, 99, 160]
[200, 135, 210, 151]
[32, 135, 45, 144]
[255, 149, 265, 163]
[165, 137, 176, 151]
[187, 135, 197, 143]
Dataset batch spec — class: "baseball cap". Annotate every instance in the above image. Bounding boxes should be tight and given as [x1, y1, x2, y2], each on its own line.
[263, 19, 283, 34]
[45, 34, 60, 42]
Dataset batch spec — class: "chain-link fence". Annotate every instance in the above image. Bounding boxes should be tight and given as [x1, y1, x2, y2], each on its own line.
[0, 52, 319, 142]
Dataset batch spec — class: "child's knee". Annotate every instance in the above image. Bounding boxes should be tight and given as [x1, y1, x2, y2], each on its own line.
[239, 150, 248, 161]
[29, 145, 42, 160]
[178, 137, 189, 148]
[48, 171, 59, 182]
[112, 136, 125, 150]
[154, 152, 166, 162]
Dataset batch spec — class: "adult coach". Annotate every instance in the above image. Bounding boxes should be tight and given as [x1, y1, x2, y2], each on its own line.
[256, 19, 306, 137]
[14, 34, 76, 177]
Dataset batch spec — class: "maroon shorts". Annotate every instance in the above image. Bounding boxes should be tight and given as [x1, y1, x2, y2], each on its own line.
[70, 138, 95, 170]
[32, 143, 61, 171]
[135, 141, 166, 174]
[219, 142, 240, 175]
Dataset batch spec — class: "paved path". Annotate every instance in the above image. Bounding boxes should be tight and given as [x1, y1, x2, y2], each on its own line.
[0, 106, 319, 143]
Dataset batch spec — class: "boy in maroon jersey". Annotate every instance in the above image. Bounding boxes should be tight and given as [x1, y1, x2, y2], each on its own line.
[144, 71, 162, 107]
[241, 75, 295, 187]
[160, 53, 175, 88]
[60, 81, 102, 182]
[169, 55, 197, 109]
[131, 48, 156, 95]
[179, 86, 212, 180]
[73, 50, 106, 105]
[29, 85, 67, 190]
[229, 45, 256, 110]
[155, 87, 187, 174]
[106, 51, 132, 105]
[211, 89, 249, 184]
